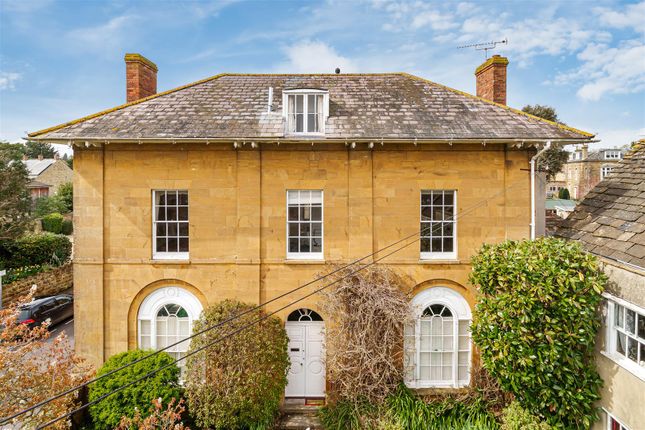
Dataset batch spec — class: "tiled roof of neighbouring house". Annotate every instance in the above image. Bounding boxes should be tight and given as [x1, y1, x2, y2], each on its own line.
[557, 142, 645, 269]
[29, 73, 592, 141]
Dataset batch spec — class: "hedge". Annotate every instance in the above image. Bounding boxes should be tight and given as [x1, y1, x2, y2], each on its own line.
[89, 349, 182, 430]
[185, 300, 289, 429]
[0, 233, 72, 269]
[61, 219, 73, 235]
[41, 213, 64, 234]
[470, 238, 606, 429]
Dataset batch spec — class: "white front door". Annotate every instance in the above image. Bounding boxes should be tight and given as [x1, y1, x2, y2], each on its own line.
[285, 321, 325, 397]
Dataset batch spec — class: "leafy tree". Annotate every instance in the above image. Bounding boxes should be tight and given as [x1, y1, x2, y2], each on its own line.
[24, 140, 56, 158]
[522, 104, 559, 123]
[0, 141, 26, 161]
[185, 300, 289, 430]
[470, 238, 606, 429]
[522, 105, 569, 180]
[1, 288, 92, 429]
[558, 188, 570, 200]
[0, 153, 32, 240]
[89, 349, 182, 430]
[56, 182, 73, 212]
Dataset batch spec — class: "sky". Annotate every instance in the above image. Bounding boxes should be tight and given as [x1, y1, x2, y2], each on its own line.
[1, 0, 644, 155]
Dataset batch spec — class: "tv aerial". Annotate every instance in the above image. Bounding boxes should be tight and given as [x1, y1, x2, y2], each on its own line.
[458, 38, 508, 59]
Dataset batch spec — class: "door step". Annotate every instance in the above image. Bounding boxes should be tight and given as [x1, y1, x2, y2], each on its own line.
[278, 399, 323, 430]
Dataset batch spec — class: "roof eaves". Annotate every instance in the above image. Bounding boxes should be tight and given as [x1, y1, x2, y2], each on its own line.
[399, 72, 595, 139]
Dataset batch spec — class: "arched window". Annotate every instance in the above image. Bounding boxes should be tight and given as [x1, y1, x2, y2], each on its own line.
[404, 287, 472, 388]
[287, 308, 323, 322]
[138, 287, 203, 372]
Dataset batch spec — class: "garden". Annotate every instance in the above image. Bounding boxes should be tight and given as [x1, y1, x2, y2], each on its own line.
[1, 142, 73, 290]
[0, 238, 607, 430]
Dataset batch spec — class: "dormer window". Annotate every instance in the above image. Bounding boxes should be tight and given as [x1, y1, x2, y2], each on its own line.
[605, 151, 622, 160]
[283, 89, 329, 135]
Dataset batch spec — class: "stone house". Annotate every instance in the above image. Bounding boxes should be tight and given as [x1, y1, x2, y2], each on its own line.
[28, 53, 593, 400]
[548, 145, 629, 201]
[557, 143, 644, 430]
[22, 154, 73, 198]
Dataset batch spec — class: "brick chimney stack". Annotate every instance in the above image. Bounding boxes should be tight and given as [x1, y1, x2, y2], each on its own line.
[475, 55, 509, 105]
[125, 53, 158, 103]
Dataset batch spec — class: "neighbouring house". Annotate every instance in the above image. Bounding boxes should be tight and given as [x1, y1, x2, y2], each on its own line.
[557, 143, 644, 430]
[545, 178, 566, 198]
[22, 153, 73, 198]
[553, 145, 629, 201]
[544, 198, 577, 236]
[28, 53, 593, 400]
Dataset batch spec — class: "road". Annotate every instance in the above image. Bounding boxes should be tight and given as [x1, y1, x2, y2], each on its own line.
[45, 317, 74, 346]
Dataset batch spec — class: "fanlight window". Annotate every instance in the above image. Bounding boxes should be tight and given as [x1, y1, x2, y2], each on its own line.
[405, 287, 471, 388]
[287, 308, 323, 322]
[138, 287, 202, 377]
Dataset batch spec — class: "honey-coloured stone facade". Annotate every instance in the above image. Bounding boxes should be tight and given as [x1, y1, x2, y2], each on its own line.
[73, 142, 533, 367]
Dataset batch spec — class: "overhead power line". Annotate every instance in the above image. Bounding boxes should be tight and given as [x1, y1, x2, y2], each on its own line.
[6, 179, 525, 428]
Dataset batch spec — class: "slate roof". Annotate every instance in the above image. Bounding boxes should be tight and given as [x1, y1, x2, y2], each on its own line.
[29, 73, 592, 141]
[23, 159, 55, 178]
[557, 142, 645, 269]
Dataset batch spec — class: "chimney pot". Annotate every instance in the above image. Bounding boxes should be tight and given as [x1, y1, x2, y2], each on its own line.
[54, 153, 60, 160]
[125, 53, 158, 103]
[38, 154, 43, 161]
[475, 55, 509, 105]
[22, 154, 28, 161]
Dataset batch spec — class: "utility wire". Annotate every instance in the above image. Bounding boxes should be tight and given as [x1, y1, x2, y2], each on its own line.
[7, 180, 524, 428]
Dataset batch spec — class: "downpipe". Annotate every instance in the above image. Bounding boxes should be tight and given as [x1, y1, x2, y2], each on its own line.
[530, 140, 551, 240]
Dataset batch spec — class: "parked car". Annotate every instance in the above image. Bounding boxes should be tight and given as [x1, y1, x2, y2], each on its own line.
[18, 294, 73, 329]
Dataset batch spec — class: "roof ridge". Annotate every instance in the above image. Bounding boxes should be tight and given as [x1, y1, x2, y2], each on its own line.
[398, 72, 594, 139]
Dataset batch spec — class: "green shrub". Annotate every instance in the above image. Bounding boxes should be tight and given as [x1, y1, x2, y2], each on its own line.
[56, 182, 73, 212]
[501, 401, 551, 430]
[41, 212, 64, 234]
[0, 233, 71, 269]
[470, 238, 606, 429]
[32, 195, 67, 217]
[1, 264, 49, 284]
[89, 349, 181, 430]
[185, 300, 289, 430]
[61, 219, 73, 235]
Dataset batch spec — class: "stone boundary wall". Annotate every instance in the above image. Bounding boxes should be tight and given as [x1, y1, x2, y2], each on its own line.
[2, 263, 73, 305]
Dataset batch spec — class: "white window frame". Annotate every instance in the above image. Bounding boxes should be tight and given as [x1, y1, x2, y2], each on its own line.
[420, 190, 457, 260]
[138, 287, 203, 374]
[152, 190, 189, 260]
[282, 89, 329, 135]
[604, 151, 622, 160]
[405, 287, 472, 389]
[604, 409, 630, 430]
[602, 293, 645, 381]
[286, 190, 324, 260]
[601, 165, 614, 180]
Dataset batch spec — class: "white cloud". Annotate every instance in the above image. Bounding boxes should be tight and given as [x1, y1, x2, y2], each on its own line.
[411, 10, 458, 30]
[591, 127, 645, 149]
[594, 1, 645, 33]
[66, 15, 140, 54]
[0, 72, 21, 90]
[556, 40, 645, 100]
[276, 40, 357, 73]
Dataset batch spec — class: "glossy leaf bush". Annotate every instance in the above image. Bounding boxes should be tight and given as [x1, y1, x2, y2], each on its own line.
[184, 300, 289, 430]
[470, 238, 606, 429]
